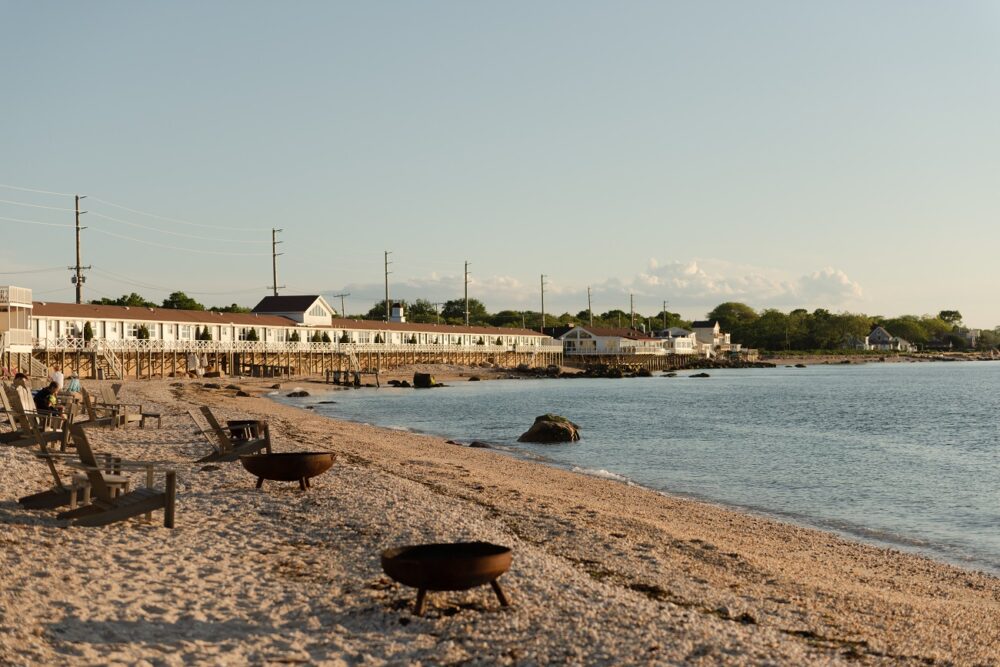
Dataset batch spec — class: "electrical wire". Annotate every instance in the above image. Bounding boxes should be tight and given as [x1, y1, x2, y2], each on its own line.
[0, 267, 65, 275]
[87, 211, 270, 244]
[87, 228, 271, 256]
[0, 198, 76, 212]
[0, 214, 74, 228]
[90, 267, 266, 295]
[87, 195, 269, 232]
[0, 183, 74, 197]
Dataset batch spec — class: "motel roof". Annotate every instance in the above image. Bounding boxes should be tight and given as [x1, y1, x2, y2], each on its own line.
[32, 302, 546, 337]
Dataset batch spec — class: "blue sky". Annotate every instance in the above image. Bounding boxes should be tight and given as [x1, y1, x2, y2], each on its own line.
[2, 2, 999, 325]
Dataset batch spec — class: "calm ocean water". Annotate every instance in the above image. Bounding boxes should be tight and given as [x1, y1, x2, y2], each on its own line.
[277, 362, 1000, 574]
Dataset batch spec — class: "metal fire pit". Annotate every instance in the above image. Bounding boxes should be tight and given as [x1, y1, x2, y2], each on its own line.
[381, 542, 513, 615]
[239, 452, 335, 491]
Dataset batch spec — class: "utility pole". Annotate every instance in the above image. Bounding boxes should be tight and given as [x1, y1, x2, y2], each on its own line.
[269, 228, 284, 296]
[662, 300, 668, 330]
[464, 260, 471, 326]
[587, 286, 593, 327]
[630, 294, 635, 329]
[384, 251, 392, 321]
[331, 292, 350, 318]
[432, 302, 444, 325]
[521, 312, 526, 329]
[540, 274, 547, 333]
[69, 195, 90, 304]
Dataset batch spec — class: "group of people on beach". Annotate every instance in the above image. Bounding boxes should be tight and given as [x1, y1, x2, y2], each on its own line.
[7, 365, 83, 416]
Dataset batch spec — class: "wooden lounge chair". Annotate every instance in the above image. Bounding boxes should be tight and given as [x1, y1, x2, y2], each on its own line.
[17, 411, 129, 510]
[97, 385, 143, 427]
[57, 424, 176, 528]
[80, 388, 124, 428]
[0, 384, 31, 445]
[189, 406, 271, 462]
[2, 384, 70, 449]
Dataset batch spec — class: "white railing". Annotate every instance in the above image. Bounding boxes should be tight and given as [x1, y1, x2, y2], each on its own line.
[0, 329, 33, 347]
[564, 347, 668, 356]
[0, 286, 32, 306]
[32, 338, 565, 355]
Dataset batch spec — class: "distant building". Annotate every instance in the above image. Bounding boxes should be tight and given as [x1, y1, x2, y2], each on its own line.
[651, 327, 699, 355]
[557, 325, 666, 356]
[864, 326, 913, 352]
[690, 320, 737, 357]
[252, 295, 337, 324]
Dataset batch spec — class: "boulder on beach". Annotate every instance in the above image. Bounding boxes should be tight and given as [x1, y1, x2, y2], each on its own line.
[637, 368, 652, 377]
[287, 390, 310, 398]
[518, 414, 581, 443]
[413, 373, 437, 388]
[468, 376, 481, 381]
[663, 372, 677, 378]
[469, 441, 492, 449]
[795, 364, 807, 368]
[236, 390, 251, 397]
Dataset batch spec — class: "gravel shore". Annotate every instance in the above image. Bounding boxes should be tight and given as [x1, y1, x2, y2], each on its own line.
[0, 377, 996, 665]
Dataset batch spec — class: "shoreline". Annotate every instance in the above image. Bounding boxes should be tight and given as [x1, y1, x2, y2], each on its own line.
[1, 376, 997, 664]
[275, 381, 1000, 578]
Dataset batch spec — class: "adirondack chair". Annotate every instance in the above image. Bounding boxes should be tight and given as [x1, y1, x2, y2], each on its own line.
[189, 406, 271, 462]
[57, 424, 176, 528]
[2, 384, 69, 449]
[17, 410, 129, 510]
[97, 385, 143, 427]
[0, 384, 30, 445]
[80, 388, 123, 428]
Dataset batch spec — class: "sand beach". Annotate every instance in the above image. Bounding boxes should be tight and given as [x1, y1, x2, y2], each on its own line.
[0, 376, 997, 666]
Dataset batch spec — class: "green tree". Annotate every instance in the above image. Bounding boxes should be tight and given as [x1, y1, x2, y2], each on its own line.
[83, 321, 94, 342]
[289, 331, 300, 342]
[440, 298, 490, 325]
[201, 326, 213, 341]
[364, 300, 395, 321]
[706, 302, 759, 340]
[136, 324, 150, 340]
[245, 328, 259, 342]
[938, 310, 963, 325]
[211, 303, 252, 313]
[90, 292, 157, 308]
[161, 291, 205, 311]
[407, 299, 439, 323]
[310, 332, 323, 343]
[321, 332, 332, 343]
[339, 331, 351, 343]
[490, 310, 525, 328]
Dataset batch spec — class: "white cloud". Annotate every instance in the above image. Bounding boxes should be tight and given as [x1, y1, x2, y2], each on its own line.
[329, 258, 864, 317]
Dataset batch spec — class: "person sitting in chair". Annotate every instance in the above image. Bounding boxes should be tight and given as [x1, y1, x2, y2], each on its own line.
[33, 382, 64, 415]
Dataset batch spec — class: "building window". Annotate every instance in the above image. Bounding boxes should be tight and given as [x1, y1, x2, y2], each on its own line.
[309, 304, 327, 317]
[179, 325, 193, 340]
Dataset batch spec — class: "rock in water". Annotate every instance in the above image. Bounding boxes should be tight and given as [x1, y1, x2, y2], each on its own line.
[518, 414, 581, 443]
[413, 373, 436, 388]
[689, 372, 710, 378]
[287, 390, 310, 397]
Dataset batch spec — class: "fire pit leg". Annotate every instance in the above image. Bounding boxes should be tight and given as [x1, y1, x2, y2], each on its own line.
[298, 478, 307, 491]
[490, 579, 510, 607]
[414, 588, 427, 616]
[305, 477, 311, 489]
[255, 477, 264, 489]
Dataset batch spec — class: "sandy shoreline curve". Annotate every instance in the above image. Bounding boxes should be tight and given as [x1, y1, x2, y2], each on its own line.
[1, 375, 997, 665]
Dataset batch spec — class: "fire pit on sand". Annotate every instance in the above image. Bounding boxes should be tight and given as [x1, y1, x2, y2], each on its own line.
[381, 542, 513, 615]
[239, 452, 335, 491]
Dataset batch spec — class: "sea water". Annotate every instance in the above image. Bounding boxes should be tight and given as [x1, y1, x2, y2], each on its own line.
[277, 361, 1000, 574]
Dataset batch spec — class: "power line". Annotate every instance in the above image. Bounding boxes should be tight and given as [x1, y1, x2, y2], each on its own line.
[87, 195, 269, 232]
[90, 267, 265, 295]
[87, 211, 270, 244]
[0, 214, 73, 228]
[87, 228, 271, 256]
[0, 198, 76, 212]
[0, 267, 65, 274]
[0, 183, 74, 197]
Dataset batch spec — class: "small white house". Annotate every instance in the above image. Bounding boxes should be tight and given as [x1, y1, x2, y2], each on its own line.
[252, 295, 337, 325]
[0, 286, 33, 353]
[652, 327, 699, 355]
[691, 320, 733, 356]
[865, 326, 913, 352]
[559, 325, 666, 355]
